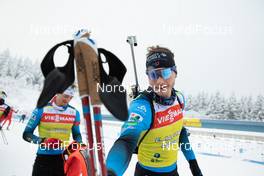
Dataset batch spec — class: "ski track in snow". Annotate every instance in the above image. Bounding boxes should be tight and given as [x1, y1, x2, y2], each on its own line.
[0, 120, 263, 176]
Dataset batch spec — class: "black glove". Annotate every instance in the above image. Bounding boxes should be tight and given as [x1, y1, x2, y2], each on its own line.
[189, 159, 203, 176]
[107, 169, 117, 176]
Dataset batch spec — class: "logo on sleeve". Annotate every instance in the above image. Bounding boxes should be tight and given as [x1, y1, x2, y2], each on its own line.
[27, 110, 38, 127]
[127, 113, 143, 126]
[137, 105, 147, 113]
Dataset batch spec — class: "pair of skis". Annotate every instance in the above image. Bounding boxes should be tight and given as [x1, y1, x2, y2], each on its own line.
[74, 32, 106, 176]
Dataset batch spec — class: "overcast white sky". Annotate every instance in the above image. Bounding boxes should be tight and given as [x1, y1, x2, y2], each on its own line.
[0, 0, 263, 97]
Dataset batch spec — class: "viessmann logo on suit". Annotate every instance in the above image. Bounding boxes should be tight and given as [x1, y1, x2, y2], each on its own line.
[153, 105, 183, 129]
[41, 113, 75, 123]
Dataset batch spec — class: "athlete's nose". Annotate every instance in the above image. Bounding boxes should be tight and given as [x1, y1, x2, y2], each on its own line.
[156, 76, 165, 84]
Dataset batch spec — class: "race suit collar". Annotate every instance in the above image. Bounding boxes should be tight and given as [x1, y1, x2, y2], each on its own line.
[152, 88, 176, 106]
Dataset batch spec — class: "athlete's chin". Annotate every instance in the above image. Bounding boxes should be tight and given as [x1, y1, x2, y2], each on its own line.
[61, 102, 68, 106]
[155, 89, 171, 98]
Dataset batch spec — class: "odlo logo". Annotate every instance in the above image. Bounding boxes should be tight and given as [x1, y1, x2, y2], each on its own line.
[151, 153, 162, 163]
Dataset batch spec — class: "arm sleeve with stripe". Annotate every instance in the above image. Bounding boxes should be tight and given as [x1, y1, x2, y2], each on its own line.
[106, 99, 152, 176]
[22, 108, 43, 144]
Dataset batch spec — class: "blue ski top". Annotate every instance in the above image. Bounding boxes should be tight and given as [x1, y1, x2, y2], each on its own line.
[106, 92, 196, 175]
[23, 102, 82, 155]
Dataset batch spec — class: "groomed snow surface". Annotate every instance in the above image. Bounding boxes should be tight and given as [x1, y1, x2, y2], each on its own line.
[0, 120, 263, 176]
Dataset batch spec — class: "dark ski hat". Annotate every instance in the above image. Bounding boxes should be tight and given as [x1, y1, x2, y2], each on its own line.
[146, 47, 175, 70]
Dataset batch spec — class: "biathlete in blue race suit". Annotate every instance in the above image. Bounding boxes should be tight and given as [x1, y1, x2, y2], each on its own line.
[106, 46, 203, 176]
[23, 85, 82, 176]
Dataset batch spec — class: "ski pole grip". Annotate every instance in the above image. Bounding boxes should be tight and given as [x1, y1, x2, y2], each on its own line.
[126, 36, 137, 46]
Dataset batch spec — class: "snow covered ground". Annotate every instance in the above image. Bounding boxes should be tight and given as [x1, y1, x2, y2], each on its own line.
[0, 82, 263, 175]
[0, 120, 263, 176]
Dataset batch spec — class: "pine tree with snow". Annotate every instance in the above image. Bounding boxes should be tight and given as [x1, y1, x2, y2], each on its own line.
[196, 91, 210, 112]
[12, 57, 24, 79]
[239, 96, 254, 121]
[206, 91, 225, 119]
[224, 93, 240, 120]
[239, 96, 248, 120]
[191, 94, 200, 112]
[252, 95, 264, 121]
[29, 60, 43, 87]
[185, 94, 194, 111]
[0, 49, 11, 77]
[6, 56, 14, 77]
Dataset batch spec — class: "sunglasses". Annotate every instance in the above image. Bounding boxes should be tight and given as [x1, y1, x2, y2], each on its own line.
[146, 66, 176, 80]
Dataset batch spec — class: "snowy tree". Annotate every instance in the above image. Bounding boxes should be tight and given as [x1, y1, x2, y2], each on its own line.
[224, 93, 241, 120]
[252, 95, 264, 121]
[245, 96, 254, 120]
[12, 57, 24, 79]
[239, 96, 254, 120]
[29, 60, 43, 86]
[0, 49, 43, 88]
[0, 49, 11, 77]
[17, 58, 34, 85]
[185, 91, 263, 121]
[196, 91, 210, 112]
[185, 94, 193, 111]
[190, 94, 200, 112]
[206, 91, 225, 119]
[239, 96, 248, 120]
[6, 56, 14, 77]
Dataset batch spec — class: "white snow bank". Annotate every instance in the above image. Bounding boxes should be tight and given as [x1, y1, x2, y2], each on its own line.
[0, 121, 263, 176]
